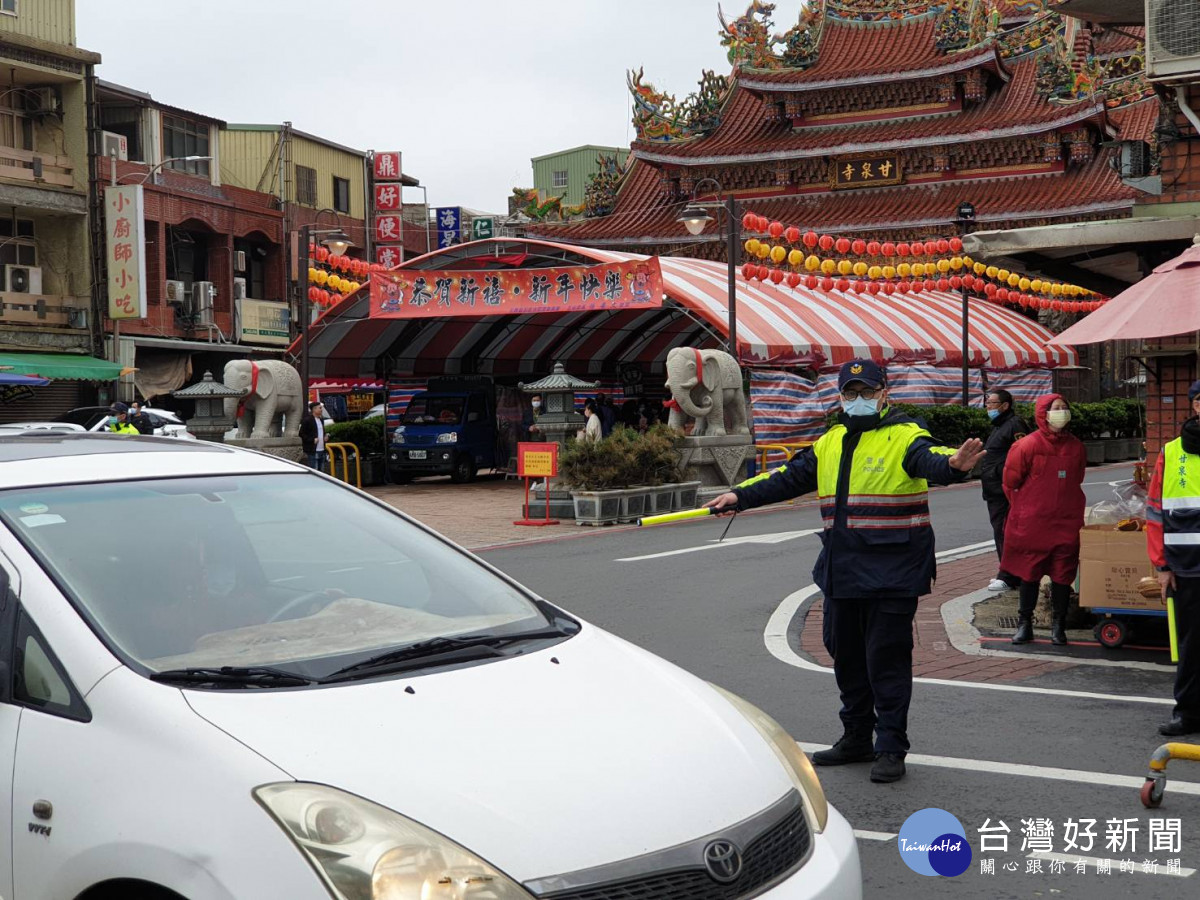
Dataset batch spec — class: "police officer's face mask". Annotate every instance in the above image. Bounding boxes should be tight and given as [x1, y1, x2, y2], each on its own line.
[841, 395, 879, 417]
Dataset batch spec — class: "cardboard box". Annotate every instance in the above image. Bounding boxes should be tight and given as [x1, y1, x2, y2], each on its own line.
[1078, 524, 1163, 612]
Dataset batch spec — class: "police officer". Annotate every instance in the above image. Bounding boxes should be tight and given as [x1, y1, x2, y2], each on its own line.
[981, 389, 1028, 592]
[706, 359, 984, 783]
[106, 402, 139, 435]
[1147, 379, 1200, 736]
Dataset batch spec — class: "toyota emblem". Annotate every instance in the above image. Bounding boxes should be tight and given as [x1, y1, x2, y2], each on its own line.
[703, 839, 743, 883]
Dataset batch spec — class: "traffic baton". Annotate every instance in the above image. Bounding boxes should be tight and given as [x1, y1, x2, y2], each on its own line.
[637, 508, 713, 527]
[1168, 594, 1179, 664]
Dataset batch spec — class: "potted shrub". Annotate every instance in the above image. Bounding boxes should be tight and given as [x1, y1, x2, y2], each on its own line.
[324, 416, 388, 486]
[626, 424, 683, 518]
[560, 438, 626, 526]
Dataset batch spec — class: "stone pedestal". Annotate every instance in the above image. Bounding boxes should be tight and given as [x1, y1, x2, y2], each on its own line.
[677, 434, 755, 503]
[227, 436, 305, 465]
[521, 481, 576, 520]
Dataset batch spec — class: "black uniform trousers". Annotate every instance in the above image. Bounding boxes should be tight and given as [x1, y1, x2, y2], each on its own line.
[821, 595, 918, 755]
[1173, 576, 1200, 719]
[986, 495, 1019, 586]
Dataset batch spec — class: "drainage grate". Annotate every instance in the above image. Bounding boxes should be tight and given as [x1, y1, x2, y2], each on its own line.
[996, 616, 1020, 629]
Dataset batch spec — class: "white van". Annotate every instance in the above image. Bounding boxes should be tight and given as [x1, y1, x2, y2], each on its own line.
[0, 434, 860, 899]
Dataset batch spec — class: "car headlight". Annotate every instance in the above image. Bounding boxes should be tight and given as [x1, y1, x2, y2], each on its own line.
[437, 432, 458, 444]
[255, 783, 533, 899]
[391, 427, 406, 444]
[710, 685, 829, 833]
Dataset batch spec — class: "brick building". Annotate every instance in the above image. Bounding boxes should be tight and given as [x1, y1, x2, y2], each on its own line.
[93, 82, 287, 402]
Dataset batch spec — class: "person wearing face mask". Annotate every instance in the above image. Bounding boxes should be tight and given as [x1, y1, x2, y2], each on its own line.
[1146, 379, 1200, 736]
[1002, 394, 1086, 646]
[704, 359, 985, 784]
[105, 402, 139, 435]
[981, 389, 1029, 592]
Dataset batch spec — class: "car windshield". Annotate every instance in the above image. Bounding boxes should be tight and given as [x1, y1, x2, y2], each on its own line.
[401, 397, 464, 425]
[0, 474, 549, 678]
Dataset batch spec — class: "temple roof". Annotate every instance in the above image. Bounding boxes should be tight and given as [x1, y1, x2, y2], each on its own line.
[634, 56, 1103, 166]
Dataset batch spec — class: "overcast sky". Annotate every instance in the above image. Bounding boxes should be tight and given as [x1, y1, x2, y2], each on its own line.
[76, 1, 807, 214]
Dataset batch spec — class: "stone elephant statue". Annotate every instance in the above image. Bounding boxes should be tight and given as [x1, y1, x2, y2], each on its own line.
[664, 346, 749, 437]
[223, 359, 305, 438]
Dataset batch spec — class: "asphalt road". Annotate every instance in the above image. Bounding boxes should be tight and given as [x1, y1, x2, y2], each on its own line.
[479, 463, 1200, 898]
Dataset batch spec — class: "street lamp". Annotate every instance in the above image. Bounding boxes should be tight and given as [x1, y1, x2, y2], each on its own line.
[298, 208, 355, 397]
[956, 201, 977, 408]
[676, 178, 738, 356]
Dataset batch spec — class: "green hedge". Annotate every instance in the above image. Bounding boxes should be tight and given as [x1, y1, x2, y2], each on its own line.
[823, 399, 1143, 447]
[325, 416, 387, 457]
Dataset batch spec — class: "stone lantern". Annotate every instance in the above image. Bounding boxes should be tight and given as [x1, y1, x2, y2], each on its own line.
[517, 361, 599, 518]
[171, 370, 243, 443]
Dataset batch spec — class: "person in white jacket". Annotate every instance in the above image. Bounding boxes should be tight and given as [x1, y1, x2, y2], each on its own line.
[578, 399, 602, 443]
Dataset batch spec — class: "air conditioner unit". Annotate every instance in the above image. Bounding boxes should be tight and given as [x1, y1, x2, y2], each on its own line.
[67, 307, 89, 330]
[233, 277, 248, 301]
[4, 265, 41, 294]
[101, 130, 128, 162]
[234, 250, 247, 272]
[193, 281, 216, 326]
[1147, 0, 1200, 81]
[165, 280, 187, 307]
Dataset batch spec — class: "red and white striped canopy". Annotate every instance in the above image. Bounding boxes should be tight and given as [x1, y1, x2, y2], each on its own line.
[302, 238, 1075, 379]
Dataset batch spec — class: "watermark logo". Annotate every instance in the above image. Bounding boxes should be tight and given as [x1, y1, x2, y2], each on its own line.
[898, 808, 973, 877]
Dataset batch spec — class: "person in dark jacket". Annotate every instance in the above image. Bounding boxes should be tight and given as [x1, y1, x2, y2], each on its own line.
[1003, 394, 1086, 646]
[128, 401, 154, 436]
[299, 401, 327, 470]
[981, 389, 1028, 591]
[705, 359, 984, 784]
[1146, 379, 1200, 736]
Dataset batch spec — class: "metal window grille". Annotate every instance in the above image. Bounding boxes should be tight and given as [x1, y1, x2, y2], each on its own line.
[296, 165, 317, 206]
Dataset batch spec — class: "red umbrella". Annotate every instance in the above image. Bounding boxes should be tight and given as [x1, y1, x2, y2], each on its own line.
[1050, 237, 1200, 344]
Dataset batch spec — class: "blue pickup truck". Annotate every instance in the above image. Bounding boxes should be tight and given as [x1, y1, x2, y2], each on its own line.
[386, 378, 501, 483]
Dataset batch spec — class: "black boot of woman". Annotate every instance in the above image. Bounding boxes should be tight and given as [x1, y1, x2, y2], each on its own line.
[1012, 581, 1038, 643]
[1049, 581, 1070, 646]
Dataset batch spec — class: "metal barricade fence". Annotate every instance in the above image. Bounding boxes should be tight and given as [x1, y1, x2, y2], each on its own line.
[325, 442, 362, 489]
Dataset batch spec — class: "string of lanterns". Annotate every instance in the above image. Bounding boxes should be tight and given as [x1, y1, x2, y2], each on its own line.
[736, 211, 1110, 315]
[305, 244, 389, 308]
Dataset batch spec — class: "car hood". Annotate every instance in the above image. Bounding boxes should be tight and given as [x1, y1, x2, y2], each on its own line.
[184, 624, 794, 883]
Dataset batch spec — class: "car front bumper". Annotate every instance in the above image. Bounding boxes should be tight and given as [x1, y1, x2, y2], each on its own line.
[760, 805, 861, 900]
[388, 447, 456, 473]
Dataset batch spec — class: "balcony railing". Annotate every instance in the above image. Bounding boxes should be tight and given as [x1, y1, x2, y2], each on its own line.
[0, 145, 76, 189]
[0, 291, 88, 328]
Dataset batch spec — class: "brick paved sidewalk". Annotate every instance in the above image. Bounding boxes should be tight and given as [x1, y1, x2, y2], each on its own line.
[798, 553, 1079, 683]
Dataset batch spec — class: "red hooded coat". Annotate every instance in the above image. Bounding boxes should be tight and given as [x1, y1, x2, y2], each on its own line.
[999, 393, 1087, 584]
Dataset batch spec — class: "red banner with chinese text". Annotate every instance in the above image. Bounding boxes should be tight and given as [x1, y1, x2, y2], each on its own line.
[369, 258, 664, 318]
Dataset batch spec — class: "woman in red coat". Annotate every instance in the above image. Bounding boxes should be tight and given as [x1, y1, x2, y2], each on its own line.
[1002, 393, 1086, 646]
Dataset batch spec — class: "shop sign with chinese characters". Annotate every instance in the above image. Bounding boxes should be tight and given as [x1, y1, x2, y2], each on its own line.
[370, 258, 664, 319]
[374, 151, 402, 182]
[518, 442, 558, 478]
[104, 185, 147, 319]
[830, 154, 903, 190]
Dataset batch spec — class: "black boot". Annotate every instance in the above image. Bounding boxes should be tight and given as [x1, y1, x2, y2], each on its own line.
[1050, 582, 1070, 646]
[870, 752, 906, 783]
[812, 732, 875, 766]
[1012, 581, 1038, 644]
[1012, 616, 1033, 644]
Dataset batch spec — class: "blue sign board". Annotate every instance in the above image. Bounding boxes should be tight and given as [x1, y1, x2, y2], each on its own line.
[435, 206, 461, 249]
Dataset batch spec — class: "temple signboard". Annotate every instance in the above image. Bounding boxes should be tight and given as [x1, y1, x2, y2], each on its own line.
[830, 154, 904, 190]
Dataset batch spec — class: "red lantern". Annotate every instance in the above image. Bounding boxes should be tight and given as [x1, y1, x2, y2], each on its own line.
[768, 221, 784, 239]
[835, 237, 851, 255]
[937, 278, 950, 292]
[909, 242, 924, 257]
[984, 283, 997, 297]
[883, 282, 896, 295]
[315, 246, 330, 263]
[769, 268, 785, 284]
[820, 277, 834, 292]
[997, 288, 1010, 303]
[866, 241, 881, 257]
[896, 242, 911, 257]
[818, 233, 834, 252]
[949, 275, 962, 290]
[741, 263, 756, 280]
[851, 239, 866, 256]
[804, 274, 819, 290]
[948, 236, 963, 253]
[923, 278, 937, 292]
[835, 278, 850, 292]
[897, 280, 910, 293]
[924, 240, 939, 255]
[756, 265, 770, 281]
[785, 272, 801, 288]
[867, 281, 881, 295]
[742, 212, 758, 231]
[881, 241, 896, 257]
[936, 239, 950, 255]
[802, 230, 818, 248]
[757, 215, 770, 232]
[1050, 300, 1063, 312]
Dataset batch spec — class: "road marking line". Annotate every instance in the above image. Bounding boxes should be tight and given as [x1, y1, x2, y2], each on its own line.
[765, 544, 1175, 704]
[798, 741, 1200, 794]
[853, 830, 897, 842]
[1029, 851, 1195, 877]
[617, 528, 821, 562]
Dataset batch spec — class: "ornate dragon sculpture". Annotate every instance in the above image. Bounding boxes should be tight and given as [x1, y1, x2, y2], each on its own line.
[628, 67, 732, 143]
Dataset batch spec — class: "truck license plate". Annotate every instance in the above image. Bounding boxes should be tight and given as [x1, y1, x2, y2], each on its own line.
[408, 450, 427, 460]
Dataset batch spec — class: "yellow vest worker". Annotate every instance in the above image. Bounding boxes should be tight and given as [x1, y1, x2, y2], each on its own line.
[706, 359, 984, 784]
[1147, 378, 1200, 737]
[106, 402, 139, 435]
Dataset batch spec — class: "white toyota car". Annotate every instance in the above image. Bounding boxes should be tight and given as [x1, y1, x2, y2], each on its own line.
[0, 433, 861, 900]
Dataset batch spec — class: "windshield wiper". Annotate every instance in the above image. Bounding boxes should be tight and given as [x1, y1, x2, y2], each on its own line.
[149, 665, 314, 688]
[320, 625, 575, 683]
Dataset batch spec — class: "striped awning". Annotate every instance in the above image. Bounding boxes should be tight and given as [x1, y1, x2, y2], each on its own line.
[301, 238, 1075, 378]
